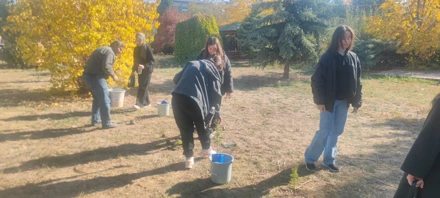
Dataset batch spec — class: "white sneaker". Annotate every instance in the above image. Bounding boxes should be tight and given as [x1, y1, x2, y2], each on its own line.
[200, 148, 216, 158]
[185, 157, 194, 169]
[209, 130, 216, 139]
[133, 104, 141, 109]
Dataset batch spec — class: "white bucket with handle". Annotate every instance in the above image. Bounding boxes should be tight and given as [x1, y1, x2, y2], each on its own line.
[109, 88, 125, 107]
[157, 100, 170, 116]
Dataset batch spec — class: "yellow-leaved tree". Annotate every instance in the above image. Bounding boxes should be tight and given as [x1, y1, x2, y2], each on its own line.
[4, 0, 159, 93]
[221, 0, 257, 25]
[188, 0, 257, 26]
[366, 0, 440, 61]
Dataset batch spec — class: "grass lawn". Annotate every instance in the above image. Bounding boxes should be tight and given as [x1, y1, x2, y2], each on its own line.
[0, 56, 438, 197]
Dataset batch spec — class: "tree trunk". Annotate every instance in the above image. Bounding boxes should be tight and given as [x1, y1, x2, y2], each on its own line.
[314, 31, 321, 53]
[283, 61, 290, 79]
[416, 0, 423, 29]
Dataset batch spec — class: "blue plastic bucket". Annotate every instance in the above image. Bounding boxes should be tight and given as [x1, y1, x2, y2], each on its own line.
[210, 153, 234, 184]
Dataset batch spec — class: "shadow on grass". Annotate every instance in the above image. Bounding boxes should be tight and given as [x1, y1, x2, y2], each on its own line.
[0, 126, 98, 142]
[2, 109, 137, 121]
[233, 71, 310, 91]
[2, 111, 90, 121]
[125, 79, 174, 96]
[135, 114, 160, 120]
[30, 71, 50, 76]
[3, 80, 49, 84]
[0, 161, 186, 198]
[2, 136, 180, 174]
[167, 168, 295, 197]
[310, 117, 424, 197]
[149, 79, 174, 94]
[367, 117, 425, 134]
[363, 73, 440, 84]
[0, 88, 52, 108]
[233, 73, 283, 91]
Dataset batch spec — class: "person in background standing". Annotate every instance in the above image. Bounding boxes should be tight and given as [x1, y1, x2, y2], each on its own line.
[133, 32, 155, 109]
[196, 36, 233, 135]
[304, 25, 363, 173]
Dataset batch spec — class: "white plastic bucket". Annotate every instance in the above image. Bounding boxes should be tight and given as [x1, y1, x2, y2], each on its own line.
[109, 88, 125, 108]
[157, 102, 170, 116]
[210, 153, 234, 184]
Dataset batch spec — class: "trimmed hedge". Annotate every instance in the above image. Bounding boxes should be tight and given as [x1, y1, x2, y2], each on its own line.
[174, 15, 221, 64]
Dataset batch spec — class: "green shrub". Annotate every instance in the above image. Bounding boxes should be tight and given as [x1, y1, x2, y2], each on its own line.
[353, 39, 404, 70]
[161, 44, 174, 55]
[174, 15, 221, 65]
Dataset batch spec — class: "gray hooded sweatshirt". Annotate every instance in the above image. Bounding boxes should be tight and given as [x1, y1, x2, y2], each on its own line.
[172, 60, 222, 124]
[83, 46, 116, 79]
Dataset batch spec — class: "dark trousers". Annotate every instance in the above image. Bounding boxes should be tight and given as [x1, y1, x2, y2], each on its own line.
[172, 93, 210, 158]
[136, 72, 152, 106]
[210, 97, 222, 130]
[82, 74, 111, 127]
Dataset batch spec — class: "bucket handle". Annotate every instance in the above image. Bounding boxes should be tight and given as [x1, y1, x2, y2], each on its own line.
[211, 172, 218, 176]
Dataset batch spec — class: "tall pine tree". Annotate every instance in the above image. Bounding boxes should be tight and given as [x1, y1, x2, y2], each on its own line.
[238, 0, 328, 79]
[157, 0, 173, 15]
[351, 0, 384, 12]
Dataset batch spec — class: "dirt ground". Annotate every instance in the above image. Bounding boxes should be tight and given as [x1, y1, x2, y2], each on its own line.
[0, 57, 439, 198]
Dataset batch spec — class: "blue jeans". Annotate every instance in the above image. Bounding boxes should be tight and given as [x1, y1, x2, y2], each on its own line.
[82, 74, 111, 127]
[304, 100, 349, 165]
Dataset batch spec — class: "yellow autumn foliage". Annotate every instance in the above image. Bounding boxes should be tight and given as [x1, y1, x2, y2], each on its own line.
[221, 0, 258, 25]
[188, 0, 257, 26]
[366, 0, 440, 60]
[4, 0, 160, 93]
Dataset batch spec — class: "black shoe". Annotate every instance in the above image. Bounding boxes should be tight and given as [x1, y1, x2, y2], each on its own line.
[102, 123, 118, 129]
[322, 163, 339, 172]
[305, 163, 316, 172]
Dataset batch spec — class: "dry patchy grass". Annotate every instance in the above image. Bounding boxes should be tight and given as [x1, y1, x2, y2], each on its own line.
[0, 57, 439, 197]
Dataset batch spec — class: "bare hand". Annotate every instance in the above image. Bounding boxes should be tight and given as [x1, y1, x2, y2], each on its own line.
[407, 174, 424, 189]
[113, 75, 119, 81]
[138, 64, 145, 70]
[352, 107, 359, 114]
[225, 92, 233, 99]
[317, 105, 325, 112]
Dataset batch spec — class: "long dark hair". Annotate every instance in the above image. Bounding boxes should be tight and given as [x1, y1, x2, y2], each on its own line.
[208, 55, 224, 71]
[202, 36, 224, 58]
[327, 25, 355, 53]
